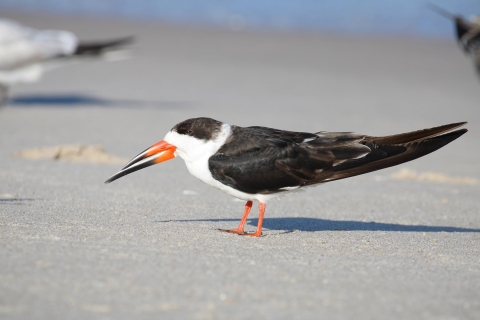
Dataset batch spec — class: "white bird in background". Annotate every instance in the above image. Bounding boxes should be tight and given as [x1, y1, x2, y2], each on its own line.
[0, 18, 134, 106]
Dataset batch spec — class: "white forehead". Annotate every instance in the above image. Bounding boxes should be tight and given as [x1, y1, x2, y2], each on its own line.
[164, 123, 231, 162]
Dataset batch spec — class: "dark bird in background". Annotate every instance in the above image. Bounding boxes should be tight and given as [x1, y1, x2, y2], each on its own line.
[429, 3, 480, 79]
[0, 18, 134, 106]
[105, 118, 467, 237]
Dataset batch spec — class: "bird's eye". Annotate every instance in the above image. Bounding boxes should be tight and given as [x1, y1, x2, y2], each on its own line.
[187, 130, 193, 134]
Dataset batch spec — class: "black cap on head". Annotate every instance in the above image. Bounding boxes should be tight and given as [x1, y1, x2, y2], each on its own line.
[172, 117, 224, 141]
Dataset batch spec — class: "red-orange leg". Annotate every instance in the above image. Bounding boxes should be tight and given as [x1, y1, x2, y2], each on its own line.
[241, 202, 266, 237]
[220, 200, 253, 234]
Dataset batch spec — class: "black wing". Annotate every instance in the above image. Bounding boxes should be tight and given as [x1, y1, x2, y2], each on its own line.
[73, 36, 134, 56]
[208, 123, 467, 195]
[208, 126, 369, 194]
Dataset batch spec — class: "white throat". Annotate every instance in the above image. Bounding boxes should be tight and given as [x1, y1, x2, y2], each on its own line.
[163, 123, 231, 185]
[164, 123, 231, 163]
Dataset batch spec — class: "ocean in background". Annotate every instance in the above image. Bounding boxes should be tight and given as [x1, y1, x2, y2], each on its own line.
[0, 0, 479, 38]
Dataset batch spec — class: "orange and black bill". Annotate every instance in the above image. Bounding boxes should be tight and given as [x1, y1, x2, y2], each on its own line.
[104, 140, 176, 184]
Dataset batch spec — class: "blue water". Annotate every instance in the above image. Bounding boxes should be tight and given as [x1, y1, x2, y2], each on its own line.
[1, 0, 479, 38]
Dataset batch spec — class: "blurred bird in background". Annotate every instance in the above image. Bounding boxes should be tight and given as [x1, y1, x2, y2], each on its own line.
[0, 18, 134, 106]
[430, 4, 480, 79]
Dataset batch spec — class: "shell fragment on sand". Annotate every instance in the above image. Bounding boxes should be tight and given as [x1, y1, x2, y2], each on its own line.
[15, 145, 127, 164]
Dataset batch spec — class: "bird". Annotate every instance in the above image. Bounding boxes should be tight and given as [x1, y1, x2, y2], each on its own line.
[0, 18, 134, 106]
[429, 4, 480, 79]
[105, 118, 467, 237]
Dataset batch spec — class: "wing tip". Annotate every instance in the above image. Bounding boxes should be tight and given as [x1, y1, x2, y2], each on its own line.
[442, 127, 468, 138]
[370, 121, 468, 146]
[75, 36, 135, 55]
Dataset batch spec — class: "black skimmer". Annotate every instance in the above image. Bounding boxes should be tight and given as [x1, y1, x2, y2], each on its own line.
[105, 118, 467, 237]
[429, 4, 480, 79]
[0, 18, 134, 106]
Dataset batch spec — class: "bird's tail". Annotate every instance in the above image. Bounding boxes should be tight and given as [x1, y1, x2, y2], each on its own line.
[327, 122, 468, 182]
[73, 36, 134, 56]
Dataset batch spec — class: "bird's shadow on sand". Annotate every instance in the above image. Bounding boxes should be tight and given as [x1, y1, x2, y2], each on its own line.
[0, 198, 35, 205]
[7, 93, 192, 109]
[157, 217, 480, 233]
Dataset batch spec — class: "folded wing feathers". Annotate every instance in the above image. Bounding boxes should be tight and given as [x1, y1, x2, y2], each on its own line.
[309, 132, 366, 148]
[330, 144, 371, 160]
[323, 123, 468, 183]
[364, 122, 467, 145]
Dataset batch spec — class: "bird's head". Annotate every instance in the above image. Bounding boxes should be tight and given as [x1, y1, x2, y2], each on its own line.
[105, 117, 228, 184]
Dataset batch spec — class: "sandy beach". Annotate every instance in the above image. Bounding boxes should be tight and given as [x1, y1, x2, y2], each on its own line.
[1, 11, 479, 319]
